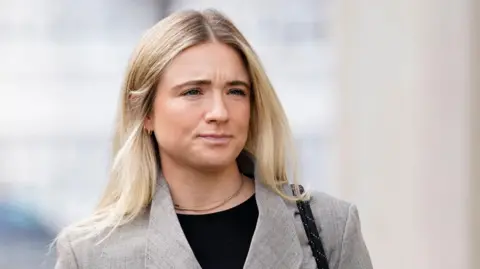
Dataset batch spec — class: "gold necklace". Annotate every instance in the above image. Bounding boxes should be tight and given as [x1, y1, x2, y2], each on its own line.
[174, 178, 244, 213]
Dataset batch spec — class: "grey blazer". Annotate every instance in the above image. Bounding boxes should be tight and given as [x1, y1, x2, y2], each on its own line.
[55, 180, 372, 269]
[55, 154, 372, 269]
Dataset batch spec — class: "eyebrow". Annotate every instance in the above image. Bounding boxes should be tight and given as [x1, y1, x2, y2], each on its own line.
[172, 79, 251, 91]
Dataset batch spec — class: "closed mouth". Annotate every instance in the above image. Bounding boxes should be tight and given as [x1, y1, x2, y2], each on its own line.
[198, 134, 233, 139]
[197, 134, 233, 144]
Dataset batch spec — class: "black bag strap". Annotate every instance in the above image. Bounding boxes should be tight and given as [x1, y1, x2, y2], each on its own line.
[291, 184, 330, 269]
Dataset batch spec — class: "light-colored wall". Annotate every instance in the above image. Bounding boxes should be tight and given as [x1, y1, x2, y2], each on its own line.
[470, 0, 480, 267]
[333, 0, 479, 268]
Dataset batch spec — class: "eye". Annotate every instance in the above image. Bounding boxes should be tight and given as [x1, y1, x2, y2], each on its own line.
[181, 88, 202, 96]
[228, 88, 247, 96]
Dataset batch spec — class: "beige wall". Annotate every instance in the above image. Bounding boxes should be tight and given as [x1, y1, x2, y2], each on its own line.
[470, 0, 480, 267]
[332, 0, 479, 268]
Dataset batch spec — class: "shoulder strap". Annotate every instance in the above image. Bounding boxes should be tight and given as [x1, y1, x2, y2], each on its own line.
[291, 184, 330, 269]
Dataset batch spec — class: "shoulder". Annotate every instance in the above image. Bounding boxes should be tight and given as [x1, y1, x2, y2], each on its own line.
[54, 213, 149, 268]
[281, 186, 356, 244]
[306, 190, 373, 268]
[55, 232, 79, 268]
[308, 190, 353, 221]
[305, 190, 354, 246]
[282, 185, 353, 231]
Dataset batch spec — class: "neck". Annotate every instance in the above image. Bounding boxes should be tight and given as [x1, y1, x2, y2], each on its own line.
[160, 156, 253, 214]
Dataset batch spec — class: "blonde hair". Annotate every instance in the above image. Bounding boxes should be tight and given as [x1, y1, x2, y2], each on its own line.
[56, 9, 301, 245]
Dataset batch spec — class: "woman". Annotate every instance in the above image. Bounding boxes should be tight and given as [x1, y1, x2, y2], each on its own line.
[55, 9, 372, 269]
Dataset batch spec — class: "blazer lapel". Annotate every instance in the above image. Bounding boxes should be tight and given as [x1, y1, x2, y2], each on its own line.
[145, 175, 201, 269]
[243, 181, 303, 269]
[144, 150, 302, 269]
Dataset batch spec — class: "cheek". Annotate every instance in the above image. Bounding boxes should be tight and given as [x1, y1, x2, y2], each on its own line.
[243, 107, 251, 129]
[152, 100, 201, 140]
[234, 102, 251, 133]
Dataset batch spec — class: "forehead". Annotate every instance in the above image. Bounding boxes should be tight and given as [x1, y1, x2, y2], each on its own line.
[160, 42, 249, 86]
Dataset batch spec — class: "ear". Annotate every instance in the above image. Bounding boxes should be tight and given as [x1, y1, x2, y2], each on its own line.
[144, 114, 154, 132]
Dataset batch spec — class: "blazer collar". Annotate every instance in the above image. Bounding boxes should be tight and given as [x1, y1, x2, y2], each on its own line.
[145, 151, 303, 269]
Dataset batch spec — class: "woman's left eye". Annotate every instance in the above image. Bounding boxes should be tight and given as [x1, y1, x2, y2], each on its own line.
[228, 88, 247, 96]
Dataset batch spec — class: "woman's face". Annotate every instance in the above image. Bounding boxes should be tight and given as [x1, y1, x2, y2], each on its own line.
[145, 42, 251, 171]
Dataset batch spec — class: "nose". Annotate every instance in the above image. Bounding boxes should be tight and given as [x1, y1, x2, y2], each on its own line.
[204, 93, 229, 123]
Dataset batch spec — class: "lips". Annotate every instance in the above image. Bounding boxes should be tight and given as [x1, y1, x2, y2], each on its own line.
[198, 134, 232, 139]
[197, 133, 233, 144]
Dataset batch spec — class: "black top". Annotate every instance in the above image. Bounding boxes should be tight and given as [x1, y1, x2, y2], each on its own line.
[177, 195, 259, 269]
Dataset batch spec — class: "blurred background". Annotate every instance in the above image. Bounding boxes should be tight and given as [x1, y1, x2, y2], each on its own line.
[0, 0, 478, 268]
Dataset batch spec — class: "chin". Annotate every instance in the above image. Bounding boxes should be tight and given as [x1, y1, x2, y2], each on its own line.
[188, 151, 240, 171]
[196, 156, 234, 169]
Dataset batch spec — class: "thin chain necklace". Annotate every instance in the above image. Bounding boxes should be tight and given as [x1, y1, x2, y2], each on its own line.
[174, 178, 244, 213]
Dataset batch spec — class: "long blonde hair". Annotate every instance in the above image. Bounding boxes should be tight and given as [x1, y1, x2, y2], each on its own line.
[57, 9, 300, 245]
